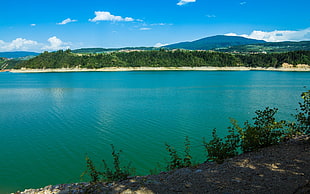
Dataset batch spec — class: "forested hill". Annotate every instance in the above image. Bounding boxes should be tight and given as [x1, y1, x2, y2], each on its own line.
[163, 35, 266, 50]
[216, 41, 310, 53]
[0, 51, 39, 58]
[72, 47, 159, 54]
[70, 38, 310, 54]
[8, 50, 310, 69]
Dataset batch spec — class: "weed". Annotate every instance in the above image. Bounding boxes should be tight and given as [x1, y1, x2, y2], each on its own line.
[203, 125, 240, 164]
[83, 144, 134, 183]
[84, 156, 100, 183]
[165, 136, 193, 170]
[295, 90, 310, 135]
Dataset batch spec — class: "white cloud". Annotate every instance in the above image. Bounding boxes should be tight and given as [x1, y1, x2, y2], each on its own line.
[140, 27, 151, 31]
[154, 43, 168, 47]
[225, 28, 310, 42]
[89, 11, 135, 22]
[42, 36, 70, 51]
[0, 38, 39, 51]
[206, 14, 216, 18]
[57, 18, 77, 25]
[150, 23, 172, 26]
[177, 0, 196, 6]
[0, 37, 71, 52]
[30, 24, 36, 27]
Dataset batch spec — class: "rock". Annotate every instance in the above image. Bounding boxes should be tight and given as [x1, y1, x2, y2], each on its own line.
[173, 168, 192, 176]
[184, 182, 192, 188]
[195, 169, 203, 173]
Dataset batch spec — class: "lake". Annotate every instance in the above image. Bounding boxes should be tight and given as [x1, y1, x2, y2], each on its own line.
[0, 70, 309, 193]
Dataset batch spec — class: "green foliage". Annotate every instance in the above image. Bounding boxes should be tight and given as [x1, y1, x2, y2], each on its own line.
[165, 136, 193, 170]
[239, 107, 285, 152]
[149, 163, 163, 175]
[9, 49, 310, 70]
[217, 41, 310, 53]
[204, 108, 288, 163]
[101, 144, 133, 182]
[85, 156, 100, 183]
[295, 90, 310, 135]
[203, 125, 240, 164]
[83, 145, 133, 183]
[183, 136, 192, 167]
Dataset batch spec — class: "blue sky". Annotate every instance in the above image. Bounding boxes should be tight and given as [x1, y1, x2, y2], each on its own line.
[0, 0, 309, 52]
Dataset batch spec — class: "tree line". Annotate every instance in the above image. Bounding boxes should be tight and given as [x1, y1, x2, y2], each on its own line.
[10, 49, 310, 69]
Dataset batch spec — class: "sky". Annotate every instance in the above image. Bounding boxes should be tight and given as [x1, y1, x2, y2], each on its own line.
[0, 0, 309, 52]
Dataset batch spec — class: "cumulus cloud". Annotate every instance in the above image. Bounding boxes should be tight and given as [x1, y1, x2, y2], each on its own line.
[57, 18, 77, 25]
[0, 38, 39, 51]
[140, 27, 151, 31]
[0, 37, 71, 52]
[30, 24, 36, 27]
[89, 11, 135, 22]
[177, 0, 196, 6]
[225, 28, 310, 42]
[154, 43, 168, 47]
[42, 36, 70, 51]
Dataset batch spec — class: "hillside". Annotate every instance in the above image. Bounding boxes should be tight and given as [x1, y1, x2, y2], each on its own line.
[0, 51, 39, 58]
[8, 50, 310, 70]
[163, 35, 266, 50]
[217, 41, 310, 53]
[65, 35, 310, 54]
[72, 47, 159, 54]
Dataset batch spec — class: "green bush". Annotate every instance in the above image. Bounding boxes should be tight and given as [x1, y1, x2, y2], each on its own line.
[295, 90, 310, 135]
[85, 156, 100, 183]
[83, 144, 134, 183]
[203, 124, 240, 164]
[239, 107, 285, 152]
[101, 145, 133, 182]
[204, 107, 288, 163]
[165, 136, 193, 170]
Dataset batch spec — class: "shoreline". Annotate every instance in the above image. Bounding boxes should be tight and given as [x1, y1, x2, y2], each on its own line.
[15, 136, 310, 194]
[8, 66, 310, 73]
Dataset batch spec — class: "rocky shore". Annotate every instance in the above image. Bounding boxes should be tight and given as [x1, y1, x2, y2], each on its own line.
[8, 66, 310, 73]
[14, 136, 309, 194]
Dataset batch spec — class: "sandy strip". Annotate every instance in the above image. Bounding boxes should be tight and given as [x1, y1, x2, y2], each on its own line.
[9, 66, 310, 73]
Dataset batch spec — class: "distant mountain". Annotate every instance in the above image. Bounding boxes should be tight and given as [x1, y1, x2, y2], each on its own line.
[72, 47, 159, 54]
[216, 41, 310, 53]
[163, 35, 266, 50]
[0, 51, 39, 58]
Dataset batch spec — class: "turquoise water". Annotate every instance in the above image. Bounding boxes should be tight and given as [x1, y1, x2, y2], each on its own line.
[0, 71, 309, 193]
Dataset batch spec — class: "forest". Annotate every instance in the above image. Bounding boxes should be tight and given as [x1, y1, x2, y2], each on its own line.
[8, 49, 310, 69]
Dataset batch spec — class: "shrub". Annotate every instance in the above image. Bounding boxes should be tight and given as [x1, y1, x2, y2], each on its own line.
[295, 90, 310, 135]
[165, 136, 192, 170]
[85, 156, 100, 183]
[101, 144, 133, 182]
[203, 124, 240, 164]
[204, 107, 288, 163]
[239, 107, 285, 152]
[83, 144, 133, 183]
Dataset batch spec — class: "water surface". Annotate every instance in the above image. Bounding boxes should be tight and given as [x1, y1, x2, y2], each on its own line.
[0, 71, 309, 193]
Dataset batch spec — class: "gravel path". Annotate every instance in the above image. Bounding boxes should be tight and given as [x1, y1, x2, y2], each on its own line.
[15, 136, 309, 194]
